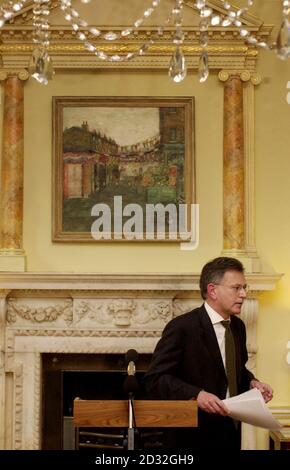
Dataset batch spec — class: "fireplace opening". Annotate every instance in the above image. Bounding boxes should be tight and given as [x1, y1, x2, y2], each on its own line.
[42, 353, 164, 450]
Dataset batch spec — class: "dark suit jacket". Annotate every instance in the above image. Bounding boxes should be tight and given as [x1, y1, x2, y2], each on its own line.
[144, 305, 255, 449]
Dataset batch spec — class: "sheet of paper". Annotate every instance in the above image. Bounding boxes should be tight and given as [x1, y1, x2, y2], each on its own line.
[223, 388, 282, 430]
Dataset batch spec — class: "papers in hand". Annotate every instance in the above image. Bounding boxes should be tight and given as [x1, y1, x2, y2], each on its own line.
[223, 388, 282, 430]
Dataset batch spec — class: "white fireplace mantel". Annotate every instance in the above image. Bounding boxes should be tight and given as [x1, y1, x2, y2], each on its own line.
[0, 271, 282, 291]
[0, 271, 282, 450]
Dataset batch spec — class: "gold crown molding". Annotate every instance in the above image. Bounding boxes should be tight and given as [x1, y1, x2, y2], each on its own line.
[1, 58, 256, 73]
[0, 43, 250, 54]
[0, 44, 258, 72]
[0, 24, 272, 43]
[0, 20, 269, 74]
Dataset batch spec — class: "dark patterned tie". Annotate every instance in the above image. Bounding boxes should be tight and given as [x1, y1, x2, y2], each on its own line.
[221, 320, 238, 397]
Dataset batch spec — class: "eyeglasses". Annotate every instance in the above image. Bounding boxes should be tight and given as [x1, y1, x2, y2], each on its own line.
[214, 284, 249, 294]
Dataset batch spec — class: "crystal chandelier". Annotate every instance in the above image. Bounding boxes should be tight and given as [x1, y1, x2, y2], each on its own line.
[0, 0, 289, 85]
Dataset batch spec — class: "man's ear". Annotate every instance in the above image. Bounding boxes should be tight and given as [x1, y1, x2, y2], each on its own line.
[207, 283, 217, 301]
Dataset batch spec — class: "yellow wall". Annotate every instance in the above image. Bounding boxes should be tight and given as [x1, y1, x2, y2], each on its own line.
[254, 49, 290, 449]
[24, 71, 224, 272]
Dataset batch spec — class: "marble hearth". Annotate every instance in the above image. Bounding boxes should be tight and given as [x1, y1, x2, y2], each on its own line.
[0, 272, 281, 450]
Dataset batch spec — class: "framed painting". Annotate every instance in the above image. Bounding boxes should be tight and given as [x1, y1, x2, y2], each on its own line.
[52, 96, 195, 242]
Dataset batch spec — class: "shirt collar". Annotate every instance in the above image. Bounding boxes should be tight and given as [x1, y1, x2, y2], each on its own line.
[204, 302, 228, 325]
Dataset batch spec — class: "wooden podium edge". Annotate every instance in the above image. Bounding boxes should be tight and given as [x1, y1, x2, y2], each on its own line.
[73, 399, 198, 428]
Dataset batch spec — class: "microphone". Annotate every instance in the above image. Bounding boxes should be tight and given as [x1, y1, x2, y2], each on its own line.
[125, 349, 138, 376]
[124, 349, 139, 395]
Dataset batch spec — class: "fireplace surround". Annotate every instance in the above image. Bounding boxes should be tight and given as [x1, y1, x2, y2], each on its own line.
[0, 271, 281, 450]
[42, 352, 152, 449]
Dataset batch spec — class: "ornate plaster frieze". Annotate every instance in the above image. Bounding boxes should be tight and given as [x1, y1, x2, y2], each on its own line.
[173, 298, 200, 317]
[74, 298, 173, 328]
[7, 298, 73, 326]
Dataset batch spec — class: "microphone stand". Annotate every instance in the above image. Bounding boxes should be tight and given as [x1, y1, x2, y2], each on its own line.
[127, 391, 135, 450]
[124, 357, 139, 451]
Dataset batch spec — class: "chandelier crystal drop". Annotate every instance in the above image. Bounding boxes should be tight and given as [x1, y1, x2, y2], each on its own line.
[276, 17, 290, 59]
[28, 47, 55, 85]
[169, 45, 187, 82]
[198, 51, 209, 83]
[0, 0, 289, 85]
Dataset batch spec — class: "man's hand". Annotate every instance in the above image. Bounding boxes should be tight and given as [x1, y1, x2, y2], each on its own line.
[197, 390, 229, 416]
[250, 379, 273, 403]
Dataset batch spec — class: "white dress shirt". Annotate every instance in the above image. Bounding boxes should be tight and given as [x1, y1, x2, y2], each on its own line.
[204, 302, 230, 398]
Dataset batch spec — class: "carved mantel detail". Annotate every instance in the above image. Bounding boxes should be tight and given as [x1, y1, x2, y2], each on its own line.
[0, 272, 281, 450]
[7, 298, 73, 325]
[74, 298, 173, 327]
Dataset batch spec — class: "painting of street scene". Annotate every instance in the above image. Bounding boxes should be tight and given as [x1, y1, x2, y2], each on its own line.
[53, 97, 194, 241]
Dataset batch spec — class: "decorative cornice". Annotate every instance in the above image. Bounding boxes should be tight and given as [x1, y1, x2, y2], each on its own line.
[0, 14, 271, 72]
[0, 43, 250, 55]
[0, 25, 272, 43]
[2, 56, 257, 73]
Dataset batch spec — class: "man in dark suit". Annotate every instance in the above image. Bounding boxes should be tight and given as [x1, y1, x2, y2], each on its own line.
[144, 257, 273, 449]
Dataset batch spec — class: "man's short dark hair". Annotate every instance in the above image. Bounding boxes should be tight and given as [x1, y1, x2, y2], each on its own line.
[199, 257, 245, 300]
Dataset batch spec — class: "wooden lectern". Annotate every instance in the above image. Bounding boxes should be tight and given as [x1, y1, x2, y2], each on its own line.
[73, 399, 197, 450]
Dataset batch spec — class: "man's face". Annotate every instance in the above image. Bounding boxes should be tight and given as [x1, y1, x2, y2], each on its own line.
[210, 270, 247, 318]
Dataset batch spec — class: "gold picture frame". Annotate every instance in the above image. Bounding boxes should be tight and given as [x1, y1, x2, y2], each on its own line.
[52, 96, 195, 242]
